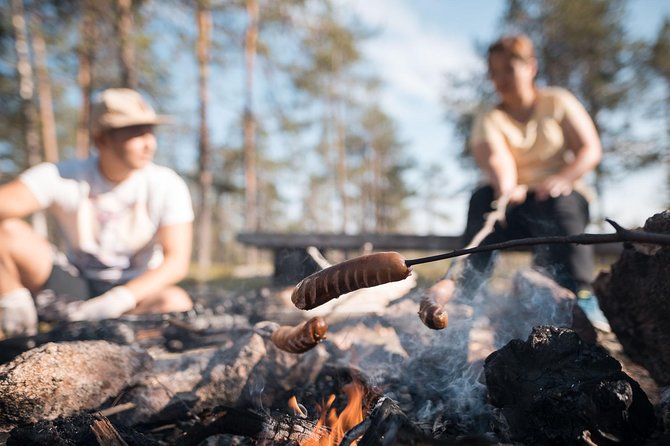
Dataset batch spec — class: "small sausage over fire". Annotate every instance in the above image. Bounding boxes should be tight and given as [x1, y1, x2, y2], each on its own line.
[271, 316, 328, 353]
[418, 279, 454, 330]
[291, 251, 412, 310]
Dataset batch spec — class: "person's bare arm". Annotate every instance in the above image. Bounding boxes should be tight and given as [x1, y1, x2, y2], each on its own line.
[472, 138, 527, 204]
[536, 102, 602, 200]
[123, 221, 193, 303]
[0, 180, 42, 220]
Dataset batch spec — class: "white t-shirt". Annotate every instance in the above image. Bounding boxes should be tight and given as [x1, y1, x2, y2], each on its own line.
[20, 157, 194, 283]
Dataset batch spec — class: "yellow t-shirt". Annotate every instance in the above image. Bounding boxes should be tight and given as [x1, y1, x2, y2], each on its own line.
[470, 87, 593, 198]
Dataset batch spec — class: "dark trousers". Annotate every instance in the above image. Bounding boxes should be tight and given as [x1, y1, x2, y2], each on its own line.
[459, 185, 594, 293]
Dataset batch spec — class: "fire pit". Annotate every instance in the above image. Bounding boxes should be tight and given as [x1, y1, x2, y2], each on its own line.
[1, 212, 670, 445]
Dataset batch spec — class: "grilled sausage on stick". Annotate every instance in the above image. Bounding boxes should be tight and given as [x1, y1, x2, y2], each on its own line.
[291, 251, 412, 311]
[418, 279, 454, 330]
[271, 317, 328, 353]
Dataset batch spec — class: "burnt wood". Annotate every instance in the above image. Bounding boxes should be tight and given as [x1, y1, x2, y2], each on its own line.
[594, 210, 670, 385]
[353, 397, 437, 445]
[174, 405, 327, 445]
[342, 397, 496, 446]
[6, 413, 156, 446]
[484, 326, 656, 445]
[90, 415, 129, 446]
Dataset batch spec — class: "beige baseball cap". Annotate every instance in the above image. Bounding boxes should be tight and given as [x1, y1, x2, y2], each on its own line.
[90, 88, 172, 136]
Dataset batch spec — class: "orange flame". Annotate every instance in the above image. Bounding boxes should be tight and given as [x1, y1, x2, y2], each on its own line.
[297, 380, 365, 446]
[289, 395, 307, 417]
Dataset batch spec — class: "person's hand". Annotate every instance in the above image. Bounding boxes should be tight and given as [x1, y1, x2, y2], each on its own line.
[536, 174, 573, 201]
[0, 289, 38, 338]
[65, 286, 137, 322]
[498, 184, 528, 206]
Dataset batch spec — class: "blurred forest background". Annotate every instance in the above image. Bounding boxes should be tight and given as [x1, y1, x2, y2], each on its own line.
[1, 0, 669, 278]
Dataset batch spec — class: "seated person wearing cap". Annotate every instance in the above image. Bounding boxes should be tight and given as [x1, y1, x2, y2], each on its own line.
[0, 88, 194, 339]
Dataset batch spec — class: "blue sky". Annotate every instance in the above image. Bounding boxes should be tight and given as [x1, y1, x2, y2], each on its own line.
[334, 0, 670, 233]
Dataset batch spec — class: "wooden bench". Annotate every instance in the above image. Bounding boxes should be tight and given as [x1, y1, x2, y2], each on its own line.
[236, 232, 623, 285]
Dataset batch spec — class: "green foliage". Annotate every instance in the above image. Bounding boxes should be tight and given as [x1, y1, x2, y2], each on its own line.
[503, 0, 630, 119]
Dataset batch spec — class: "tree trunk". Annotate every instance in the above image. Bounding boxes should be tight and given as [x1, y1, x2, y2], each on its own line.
[243, 0, 259, 264]
[372, 142, 383, 232]
[11, 0, 40, 168]
[12, 0, 48, 237]
[115, 0, 137, 89]
[196, 0, 213, 282]
[76, 0, 95, 159]
[335, 104, 348, 233]
[666, 92, 670, 208]
[30, 14, 58, 163]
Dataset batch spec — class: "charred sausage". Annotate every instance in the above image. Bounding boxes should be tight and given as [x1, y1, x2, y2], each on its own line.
[419, 297, 449, 330]
[271, 316, 328, 353]
[418, 279, 454, 330]
[291, 251, 412, 310]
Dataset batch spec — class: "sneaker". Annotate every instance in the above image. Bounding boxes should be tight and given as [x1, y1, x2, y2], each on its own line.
[576, 290, 611, 333]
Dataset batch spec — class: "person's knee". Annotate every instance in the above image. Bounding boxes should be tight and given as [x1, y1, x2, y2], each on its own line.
[0, 219, 32, 250]
[0, 219, 53, 292]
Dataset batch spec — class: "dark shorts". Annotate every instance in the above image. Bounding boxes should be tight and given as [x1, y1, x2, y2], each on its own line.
[39, 264, 120, 300]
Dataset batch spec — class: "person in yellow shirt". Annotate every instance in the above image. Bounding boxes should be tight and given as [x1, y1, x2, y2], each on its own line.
[460, 33, 610, 332]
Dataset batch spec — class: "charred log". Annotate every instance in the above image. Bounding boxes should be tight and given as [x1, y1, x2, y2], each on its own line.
[110, 331, 266, 427]
[484, 326, 656, 445]
[353, 397, 431, 445]
[343, 397, 496, 446]
[238, 332, 330, 410]
[91, 415, 134, 446]
[6, 413, 155, 446]
[174, 405, 328, 445]
[162, 313, 250, 352]
[593, 210, 670, 385]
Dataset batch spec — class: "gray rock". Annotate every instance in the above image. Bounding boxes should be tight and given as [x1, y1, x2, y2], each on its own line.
[0, 340, 151, 431]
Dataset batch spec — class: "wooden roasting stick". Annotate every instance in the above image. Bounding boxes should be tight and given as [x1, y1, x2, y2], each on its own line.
[418, 191, 513, 329]
[270, 316, 328, 354]
[290, 215, 670, 313]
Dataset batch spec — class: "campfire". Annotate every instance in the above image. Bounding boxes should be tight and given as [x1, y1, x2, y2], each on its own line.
[297, 379, 365, 446]
[1, 211, 670, 445]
